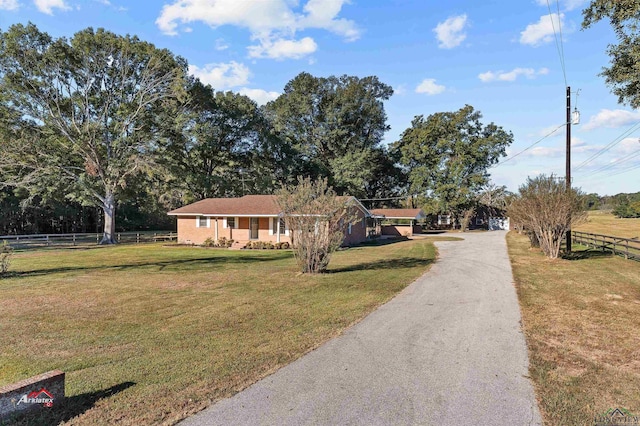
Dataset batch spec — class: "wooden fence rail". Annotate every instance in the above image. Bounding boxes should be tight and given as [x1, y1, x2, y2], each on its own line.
[572, 231, 640, 261]
[0, 231, 176, 249]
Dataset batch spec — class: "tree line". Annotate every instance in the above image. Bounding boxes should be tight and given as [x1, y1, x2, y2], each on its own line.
[0, 23, 513, 241]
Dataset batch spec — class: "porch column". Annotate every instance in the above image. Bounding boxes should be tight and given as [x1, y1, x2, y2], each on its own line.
[276, 218, 281, 243]
[215, 218, 218, 241]
[411, 219, 414, 236]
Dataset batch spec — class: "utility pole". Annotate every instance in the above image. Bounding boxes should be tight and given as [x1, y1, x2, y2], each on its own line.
[566, 85, 572, 252]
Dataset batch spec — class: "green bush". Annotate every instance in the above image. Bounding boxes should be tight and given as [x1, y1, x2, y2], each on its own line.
[202, 237, 216, 247]
[613, 200, 640, 218]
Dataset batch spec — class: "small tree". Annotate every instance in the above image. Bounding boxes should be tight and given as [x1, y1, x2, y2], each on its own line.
[1, 241, 13, 276]
[277, 177, 356, 273]
[508, 175, 586, 259]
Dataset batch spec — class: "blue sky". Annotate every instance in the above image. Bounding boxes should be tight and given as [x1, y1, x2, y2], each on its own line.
[1, 0, 639, 196]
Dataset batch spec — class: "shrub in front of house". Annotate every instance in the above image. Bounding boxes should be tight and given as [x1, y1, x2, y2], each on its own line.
[201, 237, 234, 248]
[243, 241, 290, 250]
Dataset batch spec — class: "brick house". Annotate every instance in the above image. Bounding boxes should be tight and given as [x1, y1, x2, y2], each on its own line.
[168, 195, 373, 246]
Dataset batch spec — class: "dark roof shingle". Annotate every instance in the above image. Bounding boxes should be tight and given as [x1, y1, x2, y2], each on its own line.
[168, 195, 281, 216]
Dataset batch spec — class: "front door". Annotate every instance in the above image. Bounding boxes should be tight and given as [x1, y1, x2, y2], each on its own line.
[250, 217, 259, 239]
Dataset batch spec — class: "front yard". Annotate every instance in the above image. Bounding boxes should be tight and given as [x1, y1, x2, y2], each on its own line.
[1, 239, 438, 425]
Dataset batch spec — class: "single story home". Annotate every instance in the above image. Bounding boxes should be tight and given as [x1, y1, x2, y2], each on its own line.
[168, 194, 374, 247]
[370, 208, 426, 236]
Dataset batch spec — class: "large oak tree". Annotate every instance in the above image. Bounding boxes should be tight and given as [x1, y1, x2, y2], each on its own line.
[0, 23, 187, 243]
[392, 105, 513, 228]
[264, 72, 400, 198]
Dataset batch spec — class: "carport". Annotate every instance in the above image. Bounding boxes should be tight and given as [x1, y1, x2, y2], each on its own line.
[370, 208, 426, 237]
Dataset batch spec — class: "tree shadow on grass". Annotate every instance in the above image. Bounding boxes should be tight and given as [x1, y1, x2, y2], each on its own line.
[353, 237, 410, 247]
[9, 251, 293, 279]
[328, 257, 434, 273]
[3, 382, 135, 426]
[562, 249, 615, 261]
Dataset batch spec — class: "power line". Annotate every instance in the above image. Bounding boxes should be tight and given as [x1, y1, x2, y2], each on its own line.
[493, 122, 566, 168]
[574, 121, 640, 171]
[582, 148, 640, 176]
[547, 0, 567, 87]
[605, 159, 640, 178]
[579, 157, 640, 183]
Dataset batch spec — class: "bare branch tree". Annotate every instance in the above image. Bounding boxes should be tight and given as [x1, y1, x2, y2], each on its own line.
[276, 177, 357, 273]
[508, 175, 586, 259]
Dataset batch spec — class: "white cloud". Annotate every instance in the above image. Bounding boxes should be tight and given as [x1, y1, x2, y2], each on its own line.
[188, 61, 250, 89]
[433, 14, 468, 49]
[520, 13, 565, 46]
[416, 79, 446, 95]
[0, 0, 19, 10]
[299, 0, 360, 41]
[478, 67, 549, 82]
[248, 37, 318, 60]
[583, 109, 640, 130]
[394, 84, 408, 95]
[156, 0, 359, 60]
[239, 88, 280, 105]
[34, 0, 70, 14]
[215, 38, 229, 51]
[614, 137, 640, 154]
[94, 0, 110, 5]
[528, 146, 563, 158]
[571, 136, 585, 147]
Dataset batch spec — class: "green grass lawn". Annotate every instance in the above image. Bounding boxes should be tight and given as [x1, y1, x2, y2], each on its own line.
[508, 232, 640, 425]
[1, 239, 439, 425]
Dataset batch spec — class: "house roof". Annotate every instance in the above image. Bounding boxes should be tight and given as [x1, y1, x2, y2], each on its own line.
[168, 195, 281, 216]
[168, 194, 372, 217]
[370, 208, 426, 220]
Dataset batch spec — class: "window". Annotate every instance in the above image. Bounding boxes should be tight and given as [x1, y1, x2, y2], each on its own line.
[227, 217, 235, 229]
[198, 216, 209, 228]
[272, 217, 287, 235]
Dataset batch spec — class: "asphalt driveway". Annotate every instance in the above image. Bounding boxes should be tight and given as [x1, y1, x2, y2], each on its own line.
[181, 231, 542, 426]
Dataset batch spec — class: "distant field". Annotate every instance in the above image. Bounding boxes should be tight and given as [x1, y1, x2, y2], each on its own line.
[575, 210, 640, 238]
[1, 239, 440, 425]
[508, 232, 640, 425]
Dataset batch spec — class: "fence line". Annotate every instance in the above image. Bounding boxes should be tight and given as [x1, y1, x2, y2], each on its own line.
[0, 231, 176, 249]
[572, 231, 640, 261]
